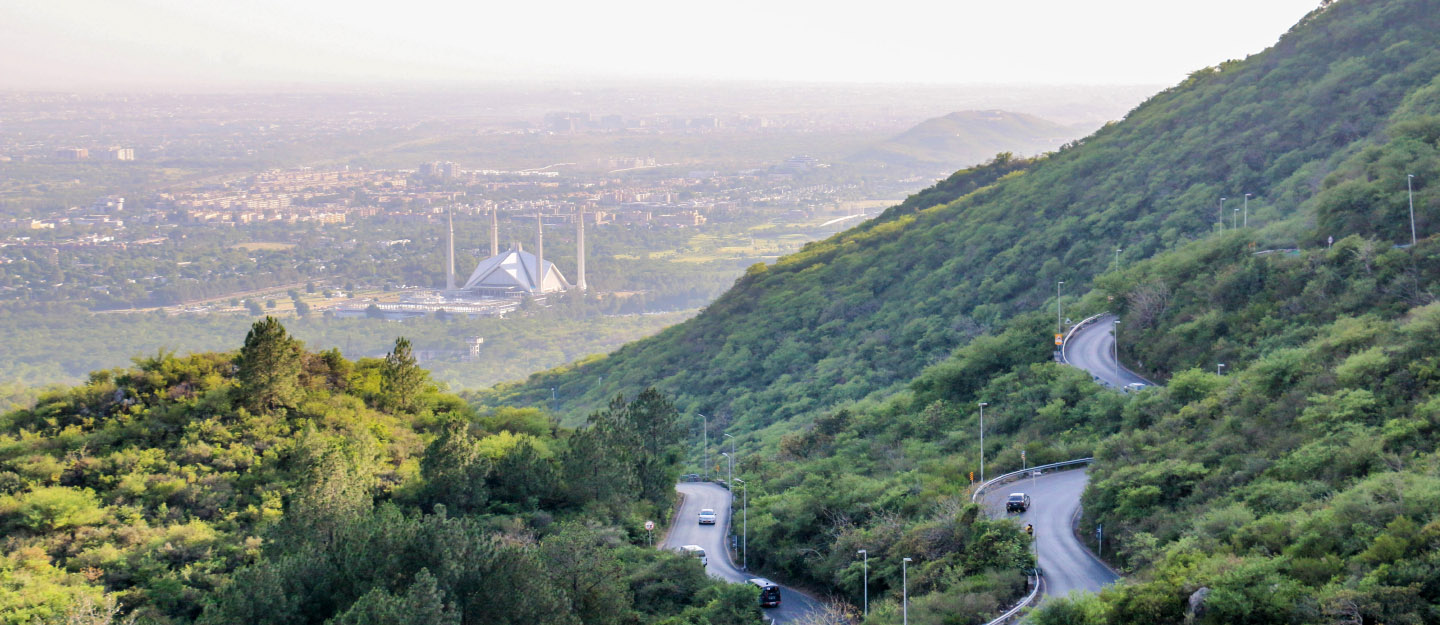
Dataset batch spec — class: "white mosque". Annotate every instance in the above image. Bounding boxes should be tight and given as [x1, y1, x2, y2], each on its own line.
[444, 206, 587, 299]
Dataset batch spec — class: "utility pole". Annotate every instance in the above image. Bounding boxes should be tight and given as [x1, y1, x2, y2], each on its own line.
[698, 413, 708, 479]
[734, 479, 747, 570]
[1056, 281, 1064, 336]
[1112, 320, 1120, 382]
[902, 557, 912, 625]
[857, 549, 868, 618]
[1409, 174, 1418, 247]
[724, 433, 736, 474]
[978, 402, 988, 484]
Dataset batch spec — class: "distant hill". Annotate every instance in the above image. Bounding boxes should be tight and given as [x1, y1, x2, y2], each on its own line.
[849, 110, 1081, 170]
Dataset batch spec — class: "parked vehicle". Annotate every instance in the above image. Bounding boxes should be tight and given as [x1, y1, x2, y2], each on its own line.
[698, 508, 717, 524]
[1006, 492, 1031, 513]
[748, 578, 782, 607]
[1124, 382, 1148, 393]
[681, 544, 707, 566]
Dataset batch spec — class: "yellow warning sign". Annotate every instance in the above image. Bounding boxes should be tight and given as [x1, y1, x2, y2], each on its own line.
[1054, 333, 1063, 346]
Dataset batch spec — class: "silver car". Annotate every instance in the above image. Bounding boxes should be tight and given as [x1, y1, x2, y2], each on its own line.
[698, 508, 717, 524]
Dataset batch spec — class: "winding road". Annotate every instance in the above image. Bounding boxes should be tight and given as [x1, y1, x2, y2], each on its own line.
[982, 469, 1118, 598]
[664, 482, 823, 623]
[1062, 314, 1153, 389]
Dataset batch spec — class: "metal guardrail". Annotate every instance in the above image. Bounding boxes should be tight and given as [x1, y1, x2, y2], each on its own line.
[1059, 311, 1108, 366]
[985, 573, 1043, 625]
[972, 457, 1094, 624]
[971, 457, 1095, 504]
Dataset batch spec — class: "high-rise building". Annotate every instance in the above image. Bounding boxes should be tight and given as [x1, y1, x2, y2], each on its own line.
[56, 148, 89, 160]
[108, 147, 135, 161]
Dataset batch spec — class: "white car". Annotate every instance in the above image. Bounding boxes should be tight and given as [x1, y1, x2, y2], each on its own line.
[1124, 382, 1148, 393]
[681, 544, 707, 566]
[698, 508, 717, 524]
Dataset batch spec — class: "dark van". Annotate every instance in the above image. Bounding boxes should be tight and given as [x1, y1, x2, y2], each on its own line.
[748, 578, 781, 608]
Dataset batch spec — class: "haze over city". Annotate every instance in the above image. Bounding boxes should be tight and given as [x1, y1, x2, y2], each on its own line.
[4, 0, 1320, 88]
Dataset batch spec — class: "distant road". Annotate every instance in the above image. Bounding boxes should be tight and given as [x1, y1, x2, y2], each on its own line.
[982, 468, 1118, 598]
[1062, 314, 1153, 389]
[665, 482, 823, 623]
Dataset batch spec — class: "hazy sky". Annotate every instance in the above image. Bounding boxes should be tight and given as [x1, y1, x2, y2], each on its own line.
[2, 0, 1323, 90]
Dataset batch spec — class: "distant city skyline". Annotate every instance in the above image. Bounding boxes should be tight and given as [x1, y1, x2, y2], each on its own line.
[2, 0, 1322, 90]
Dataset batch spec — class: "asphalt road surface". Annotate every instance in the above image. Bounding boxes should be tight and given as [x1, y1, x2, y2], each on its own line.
[664, 482, 823, 623]
[983, 468, 1118, 598]
[1063, 314, 1153, 389]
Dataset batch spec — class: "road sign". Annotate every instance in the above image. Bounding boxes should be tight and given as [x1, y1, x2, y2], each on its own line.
[644, 520, 654, 531]
[1054, 333, 1063, 346]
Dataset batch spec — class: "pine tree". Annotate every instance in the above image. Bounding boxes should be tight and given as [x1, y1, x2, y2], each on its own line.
[235, 316, 303, 413]
[381, 337, 427, 413]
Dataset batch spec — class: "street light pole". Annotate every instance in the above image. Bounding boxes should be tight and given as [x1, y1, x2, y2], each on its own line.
[1218, 363, 1226, 376]
[723, 433, 736, 479]
[1409, 174, 1417, 247]
[1244, 193, 1251, 228]
[1219, 197, 1227, 231]
[857, 549, 868, 617]
[1112, 320, 1120, 382]
[903, 557, 913, 625]
[734, 478, 747, 570]
[978, 402, 988, 484]
[1233, 208, 1239, 230]
[1057, 281, 1064, 336]
[698, 413, 708, 479]
[1114, 248, 1121, 272]
[720, 452, 733, 488]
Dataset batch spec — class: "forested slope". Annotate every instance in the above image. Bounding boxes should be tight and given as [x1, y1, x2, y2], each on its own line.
[480, 1, 1440, 623]
[0, 319, 761, 625]
[489, 0, 1440, 440]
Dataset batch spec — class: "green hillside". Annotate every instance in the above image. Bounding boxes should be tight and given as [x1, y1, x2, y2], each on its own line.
[489, 0, 1439, 435]
[0, 319, 761, 625]
[478, 0, 1440, 622]
[850, 110, 1076, 170]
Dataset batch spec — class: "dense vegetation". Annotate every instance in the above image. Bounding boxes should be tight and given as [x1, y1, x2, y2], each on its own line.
[482, 1, 1440, 623]
[0, 318, 761, 625]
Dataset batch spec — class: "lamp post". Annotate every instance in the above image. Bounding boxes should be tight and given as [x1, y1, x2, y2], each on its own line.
[978, 402, 988, 484]
[1114, 248, 1122, 272]
[857, 549, 868, 617]
[903, 557, 913, 625]
[1409, 174, 1417, 247]
[698, 413, 708, 479]
[734, 478, 747, 570]
[1057, 281, 1065, 336]
[1218, 363, 1226, 376]
[1233, 208, 1239, 230]
[720, 452, 733, 487]
[1112, 320, 1120, 382]
[1219, 197, 1227, 231]
[723, 433, 736, 477]
[1244, 193, 1251, 228]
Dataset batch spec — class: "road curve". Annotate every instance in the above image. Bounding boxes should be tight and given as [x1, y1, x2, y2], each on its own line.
[983, 468, 1118, 598]
[1063, 314, 1152, 389]
[664, 482, 823, 623]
